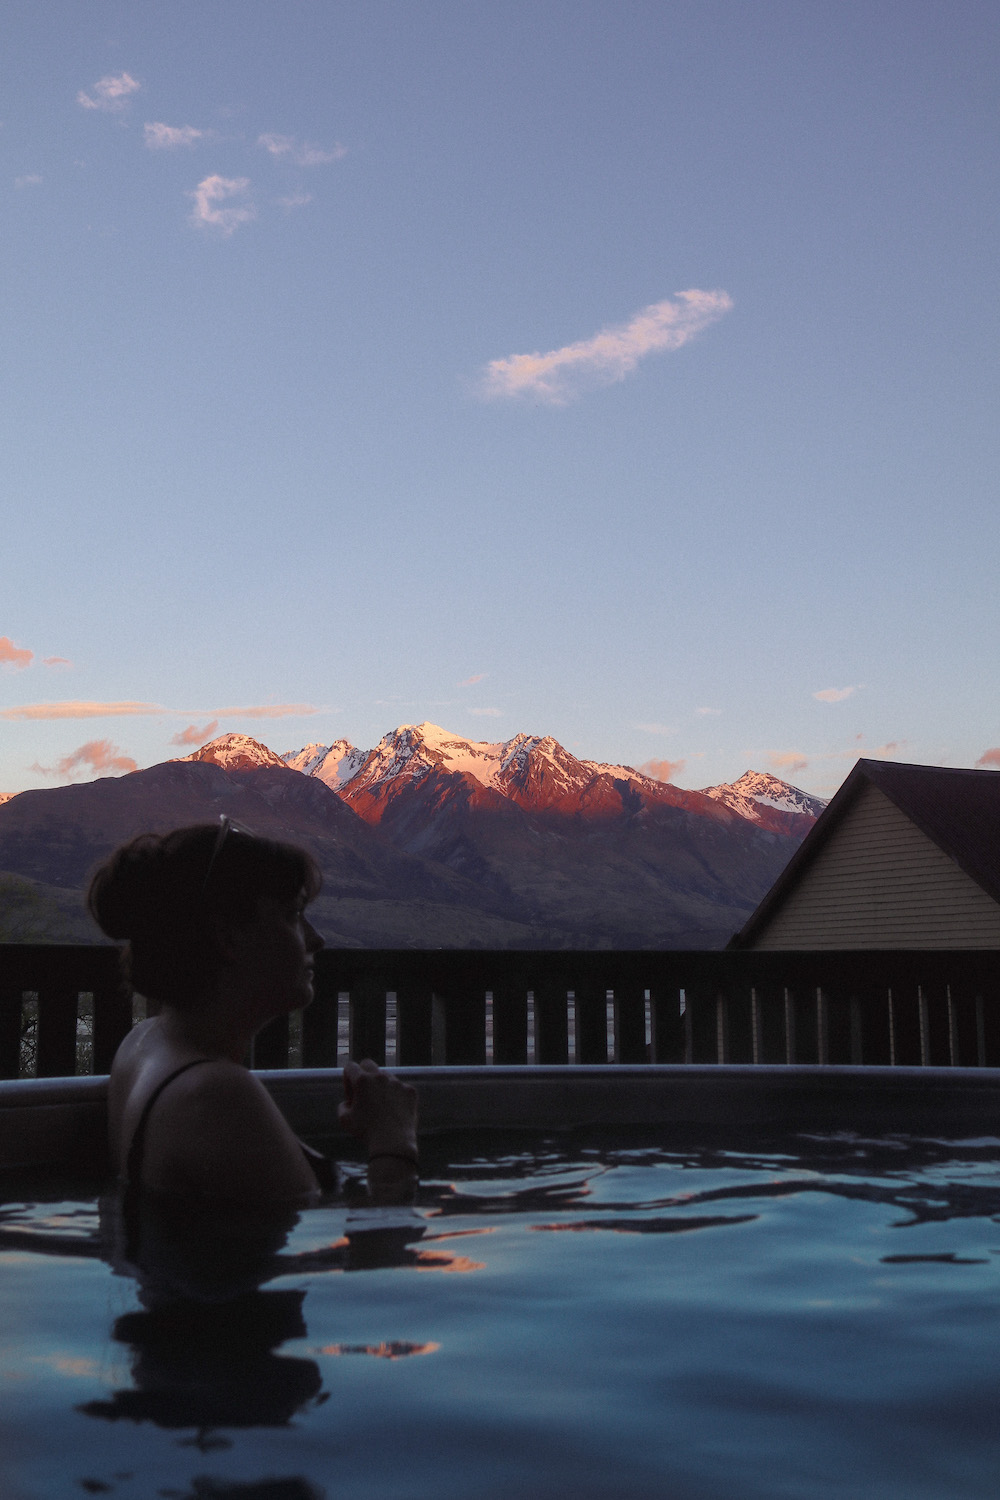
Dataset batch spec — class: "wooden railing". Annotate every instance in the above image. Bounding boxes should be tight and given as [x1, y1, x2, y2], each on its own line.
[2, 944, 999, 1078]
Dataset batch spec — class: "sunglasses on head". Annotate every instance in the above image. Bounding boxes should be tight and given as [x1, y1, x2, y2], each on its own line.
[200, 813, 255, 895]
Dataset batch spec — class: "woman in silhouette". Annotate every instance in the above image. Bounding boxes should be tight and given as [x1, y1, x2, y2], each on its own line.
[88, 818, 418, 1212]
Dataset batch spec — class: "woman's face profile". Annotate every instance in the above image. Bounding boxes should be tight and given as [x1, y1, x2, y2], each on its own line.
[229, 890, 324, 1016]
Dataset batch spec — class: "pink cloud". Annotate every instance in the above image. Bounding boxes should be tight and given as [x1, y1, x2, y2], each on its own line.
[188, 175, 255, 235]
[769, 751, 809, 774]
[459, 673, 487, 687]
[1, 700, 161, 720]
[257, 133, 346, 166]
[639, 758, 686, 784]
[77, 72, 140, 112]
[0, 636, 33, 670]
[481, 290, 733, 404]
[33, 739, 137, 780]
[211, 704, 317, 719]
[144, 122, 205, 150]
[170, 720, 219, 747]
[43, 656, 71, 668]
[813, 686, 857, 703]
[975, 748, 1000, 769]
[469, 707, 502, 717]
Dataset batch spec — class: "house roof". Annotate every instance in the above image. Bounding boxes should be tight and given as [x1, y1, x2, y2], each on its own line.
[729, 759, 1000, 948]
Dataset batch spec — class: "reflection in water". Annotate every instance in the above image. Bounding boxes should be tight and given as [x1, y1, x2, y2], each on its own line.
[77, 1190, 436, 1443]
[78, 1289, 322, 1431]
[317, 1341, 440, 1359]
[531, 1214, 758, 1235]
[169, 1478, 325, 1499]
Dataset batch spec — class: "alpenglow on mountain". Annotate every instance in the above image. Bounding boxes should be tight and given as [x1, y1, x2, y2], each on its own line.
[0, 723, 826, 949]
[276, 723, 825, 833]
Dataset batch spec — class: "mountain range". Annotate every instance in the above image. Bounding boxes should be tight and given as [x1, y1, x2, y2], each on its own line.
[0, 723, 825, 949]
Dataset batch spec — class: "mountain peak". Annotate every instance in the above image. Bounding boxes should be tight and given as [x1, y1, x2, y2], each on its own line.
[700, 769, 827, 824]
[177, 733, 288, 772]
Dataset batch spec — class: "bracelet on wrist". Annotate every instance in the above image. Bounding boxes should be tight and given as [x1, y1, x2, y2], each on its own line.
[367, 1150, 419, 1170]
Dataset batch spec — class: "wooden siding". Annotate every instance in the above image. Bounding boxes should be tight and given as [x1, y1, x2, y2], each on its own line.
[750, 782, 1000, 950]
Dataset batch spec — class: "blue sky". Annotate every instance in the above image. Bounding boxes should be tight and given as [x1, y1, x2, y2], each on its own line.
[3, 0, 998, 798]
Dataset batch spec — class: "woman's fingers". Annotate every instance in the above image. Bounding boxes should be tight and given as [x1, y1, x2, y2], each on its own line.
[339, 1058, 418, 1150]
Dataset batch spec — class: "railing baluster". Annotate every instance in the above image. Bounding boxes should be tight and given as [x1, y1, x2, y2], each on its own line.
[0, 989, 22, 1079]
[918, 986, 930, 1067]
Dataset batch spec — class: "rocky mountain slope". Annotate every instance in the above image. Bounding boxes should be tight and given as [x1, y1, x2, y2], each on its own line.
[0, 725, 824, 949]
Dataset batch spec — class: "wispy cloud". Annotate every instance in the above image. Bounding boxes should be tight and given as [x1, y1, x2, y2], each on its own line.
[170, 720, 219, 746]
[695, 707, 721, 717]
[481, 290, 733, 405]
[211, 704, 317, 719]
[77, 72, 140, 112]
[459, 673, 487, 687]
[258, 133, 346, 166]
[639, 758, 686, 784]
[1, 699, 316, 721]
[769, 751, 809, 774]
[632, 721, 674, 735]
[33, 739, 137, 779]
[0, 636, 33, 670]
[871, 741, 901, 758]
[43, 656, 71, 668]
[469, 706, 502, 717]
[976, 748, 1000, 770]
[144, 122, 205, 150]
[813, 686, 858, 703]
[188, 175, 255, 235]
[14, 174, 42, 188]
[2, 700, 160, 720]
[277, 192, 313, 211]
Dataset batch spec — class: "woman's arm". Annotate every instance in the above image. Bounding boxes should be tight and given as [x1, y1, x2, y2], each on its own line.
[339, 1058, 419, 1205]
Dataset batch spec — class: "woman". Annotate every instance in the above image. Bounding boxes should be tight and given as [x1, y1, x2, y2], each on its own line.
[87, 818, 418, 1210]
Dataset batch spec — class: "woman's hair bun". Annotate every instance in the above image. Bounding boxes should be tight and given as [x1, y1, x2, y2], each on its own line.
[87, 834, 169, 941]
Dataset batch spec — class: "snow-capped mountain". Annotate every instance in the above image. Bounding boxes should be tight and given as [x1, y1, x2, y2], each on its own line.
[280, 723, 723, 824]
[0, 792, 16, 806]
[1, 726, 821, 948]
[700, 769, 827, 824]
[283, 740, 368, 790]
[177, 732, 288, 773]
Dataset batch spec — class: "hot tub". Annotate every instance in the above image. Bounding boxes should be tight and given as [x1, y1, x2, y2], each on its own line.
[3, 1067, 1000, 1499]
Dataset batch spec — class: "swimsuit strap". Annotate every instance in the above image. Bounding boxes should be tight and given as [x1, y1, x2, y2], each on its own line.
[124, 1057, 214, 1194]
[121, 1057, 214, 1265]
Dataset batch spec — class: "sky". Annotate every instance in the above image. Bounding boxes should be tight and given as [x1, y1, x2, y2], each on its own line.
[3, 0, 999, 800]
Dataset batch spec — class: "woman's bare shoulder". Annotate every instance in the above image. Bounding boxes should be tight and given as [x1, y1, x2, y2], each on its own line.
[142, 1058, 319, 1204]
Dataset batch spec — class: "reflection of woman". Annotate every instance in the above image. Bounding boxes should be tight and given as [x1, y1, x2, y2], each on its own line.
[87, 820, 418, 1214]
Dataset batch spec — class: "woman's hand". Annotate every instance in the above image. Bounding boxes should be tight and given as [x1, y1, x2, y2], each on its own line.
[339, 1058, 418, 1160]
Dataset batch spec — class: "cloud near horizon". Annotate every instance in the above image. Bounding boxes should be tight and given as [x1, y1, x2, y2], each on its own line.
[77, 73, 140, 112]
[1, 700, 316, 721]
[481, 290, 733, 404]
[0, 637, 33, 670]
[639, 758, 686, 784]
[257, 133, 346, 166]
[145, 122, 205, 150]
[769, 751, 809, 774]
[459, 673, 487, 687]
[170, 720, 219, 747]
[813, 686, 858, 703]
[975, 748, 1000, 769]
[632, 721, 674, 735]
[43, 656, 71, 667]
[469, 706, 502, 717]
[33, 739, 138, 779]
[188, 175, 255, 234]
[2, 700, 161, 720]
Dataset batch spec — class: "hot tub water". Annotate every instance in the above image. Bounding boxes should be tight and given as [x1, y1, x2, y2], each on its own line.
[3, 1130, 1000, 1499]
